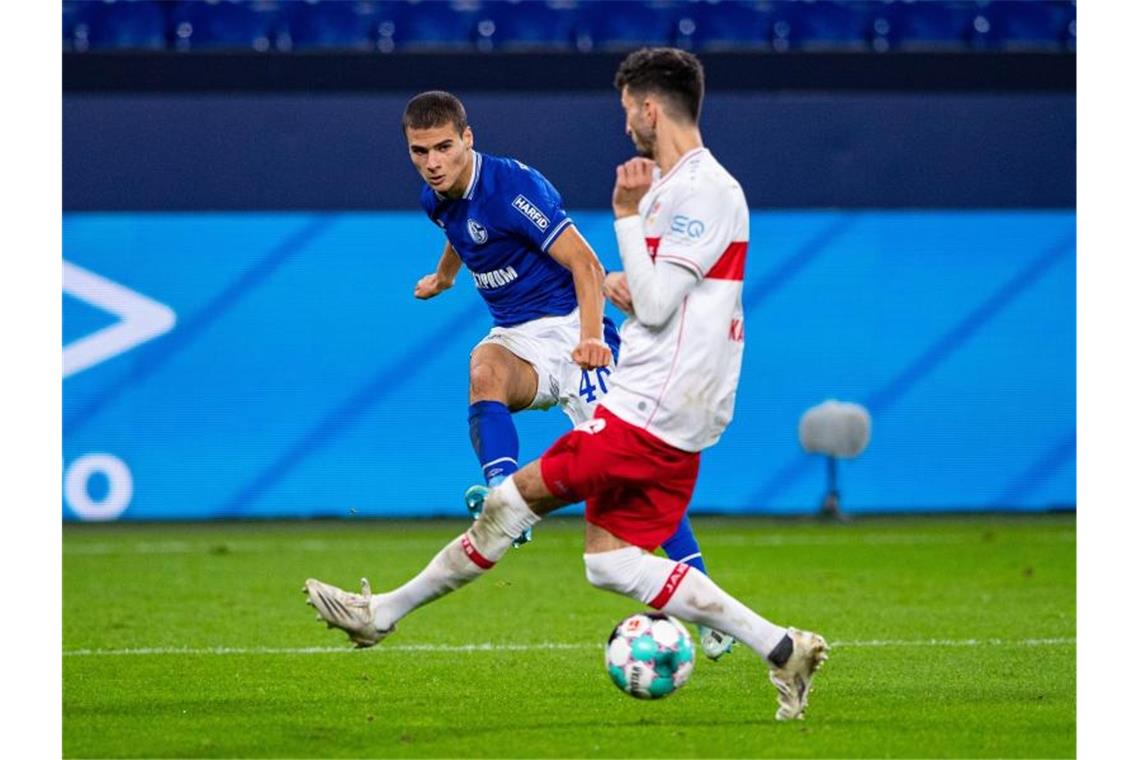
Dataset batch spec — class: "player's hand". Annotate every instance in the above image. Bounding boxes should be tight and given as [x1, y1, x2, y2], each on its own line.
[612, 158, 655, 219]
[572, 338, 613, 371]
[414, 273, 452, 300]
[603, 272, 633, 315]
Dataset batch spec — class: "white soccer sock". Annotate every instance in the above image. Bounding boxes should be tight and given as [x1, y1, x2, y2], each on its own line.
[371, 477, 540, 630]
[584, 547, 788, 661]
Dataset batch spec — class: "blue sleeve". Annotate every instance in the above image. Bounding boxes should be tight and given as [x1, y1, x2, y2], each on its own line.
[419, 185, 437, 217]
[498, 161, 573, 253]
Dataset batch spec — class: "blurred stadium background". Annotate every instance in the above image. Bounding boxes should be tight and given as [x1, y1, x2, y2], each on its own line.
[62, 0, 1076, 522]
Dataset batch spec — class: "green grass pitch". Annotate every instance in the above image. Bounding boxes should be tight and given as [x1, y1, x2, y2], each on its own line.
[64, 514, 1075, 758]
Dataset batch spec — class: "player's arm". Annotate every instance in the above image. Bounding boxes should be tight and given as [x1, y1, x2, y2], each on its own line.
[611, 159, 701, 328]
[547, 227, 612, 370]
[414, 242, 463, 300]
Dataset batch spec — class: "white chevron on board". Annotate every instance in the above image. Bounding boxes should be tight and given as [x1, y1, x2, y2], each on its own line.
[63, 261, 177, 378]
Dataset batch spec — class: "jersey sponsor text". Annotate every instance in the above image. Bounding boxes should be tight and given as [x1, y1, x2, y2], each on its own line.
[512, 195, 551, 231]
[471, 266, 520, 290]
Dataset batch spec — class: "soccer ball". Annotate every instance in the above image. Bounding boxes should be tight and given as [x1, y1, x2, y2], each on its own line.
[605, 612, 695, 699]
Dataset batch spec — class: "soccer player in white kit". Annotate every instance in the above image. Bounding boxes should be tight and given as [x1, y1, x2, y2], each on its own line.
[304, 48, 829, 721]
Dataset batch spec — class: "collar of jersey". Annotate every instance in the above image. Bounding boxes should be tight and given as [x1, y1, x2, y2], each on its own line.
[434, 151, 483, 202]
[655, 146, 707, 190]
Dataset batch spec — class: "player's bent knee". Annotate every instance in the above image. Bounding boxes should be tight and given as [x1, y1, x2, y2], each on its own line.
[469, 361, 515, 403]
[584, 547, 644, 596]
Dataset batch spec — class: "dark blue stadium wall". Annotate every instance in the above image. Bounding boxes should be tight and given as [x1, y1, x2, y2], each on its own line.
[64, 91, 1073, 210]
[62, 54, 1075, 521]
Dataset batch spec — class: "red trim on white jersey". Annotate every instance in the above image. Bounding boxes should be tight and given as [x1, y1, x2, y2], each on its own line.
[646, 237, 661, 261]
[648, 241, 748, 281]
[707, 241, 748, 281]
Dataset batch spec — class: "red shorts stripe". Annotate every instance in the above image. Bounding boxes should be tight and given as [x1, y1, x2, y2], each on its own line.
[648, 563, 692, 609]
[461, 534, 495, 570]
[539, 407, 700, 551]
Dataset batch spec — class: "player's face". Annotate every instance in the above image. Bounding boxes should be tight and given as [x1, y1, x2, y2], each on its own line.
[406, 123, 474, 197]
[620, 87, 656, 159]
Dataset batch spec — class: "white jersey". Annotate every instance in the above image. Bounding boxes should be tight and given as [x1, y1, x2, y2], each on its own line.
[604, 147, 749, 453]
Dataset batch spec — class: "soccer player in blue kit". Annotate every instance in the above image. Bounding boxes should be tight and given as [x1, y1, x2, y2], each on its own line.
[402, 91, 733, 658]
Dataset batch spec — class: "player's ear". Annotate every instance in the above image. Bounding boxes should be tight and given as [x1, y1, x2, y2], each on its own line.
[643, 97, 658, 129]
[463, 126, 474, 149]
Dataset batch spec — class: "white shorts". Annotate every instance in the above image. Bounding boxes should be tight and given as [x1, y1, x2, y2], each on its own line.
[474, 308, 617, 426]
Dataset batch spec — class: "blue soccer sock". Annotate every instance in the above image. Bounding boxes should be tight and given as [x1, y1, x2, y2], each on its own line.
[467, 401, 520, 486]
[662, 514, 708, 575]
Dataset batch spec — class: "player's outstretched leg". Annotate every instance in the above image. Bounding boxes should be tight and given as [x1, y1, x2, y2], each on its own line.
[304, 477, 541, 647]
[661, 514, 735, 660]
[584, 547, 829, 720]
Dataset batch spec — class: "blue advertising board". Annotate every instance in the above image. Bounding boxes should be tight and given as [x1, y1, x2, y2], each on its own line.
[62, 210, 1074, 520]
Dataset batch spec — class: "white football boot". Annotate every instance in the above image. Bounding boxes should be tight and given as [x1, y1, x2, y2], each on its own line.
[303, 577, 392, 648]
[767, 627, 830, 720]
[698, 625, 736, 660]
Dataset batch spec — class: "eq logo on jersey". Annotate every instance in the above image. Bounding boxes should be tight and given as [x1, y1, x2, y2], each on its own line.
[467, 218, 489, 244]
[670, 215, 705, 239]
[511, 195, 550, 231]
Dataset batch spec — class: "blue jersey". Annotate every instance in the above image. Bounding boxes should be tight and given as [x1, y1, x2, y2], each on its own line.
[420, 152, 584, 328]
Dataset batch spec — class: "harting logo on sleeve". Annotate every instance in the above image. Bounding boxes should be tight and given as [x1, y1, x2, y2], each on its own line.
[511, 195, 550, 231]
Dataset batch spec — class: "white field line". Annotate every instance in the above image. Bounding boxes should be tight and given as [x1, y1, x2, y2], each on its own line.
[706, 533, 1074, 547]
[63, 532, 1074, 556]
[63, 637, 1075, 657]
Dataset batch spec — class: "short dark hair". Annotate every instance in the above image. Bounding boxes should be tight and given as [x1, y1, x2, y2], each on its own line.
[614, 47, 704, 124]
[402, 90, 468, 136]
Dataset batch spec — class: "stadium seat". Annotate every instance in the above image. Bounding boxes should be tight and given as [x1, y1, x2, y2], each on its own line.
[479, 1, 579, 52]
[169, 0, 282, 52]
[279, 0, 383, 51]
[387, 0, 483, 52]
[576, 0, 680, 52]
[68, 0, 168, 52]
[60, 0, 1080, 55]
[983, 0, 1075, 51]
[62, 1, 84, 52]
[769, 0, 875, 52]
[879, 0, 978, 52]
[682, 1, 775, 52]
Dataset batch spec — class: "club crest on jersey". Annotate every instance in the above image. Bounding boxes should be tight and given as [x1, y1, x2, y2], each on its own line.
[646, 200, 662, 226]
[511, 195, 550, 231]
[467, 218, 488, 244]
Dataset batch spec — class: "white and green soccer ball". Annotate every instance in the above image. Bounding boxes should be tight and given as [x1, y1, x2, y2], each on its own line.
[605, 612, 695, 699]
